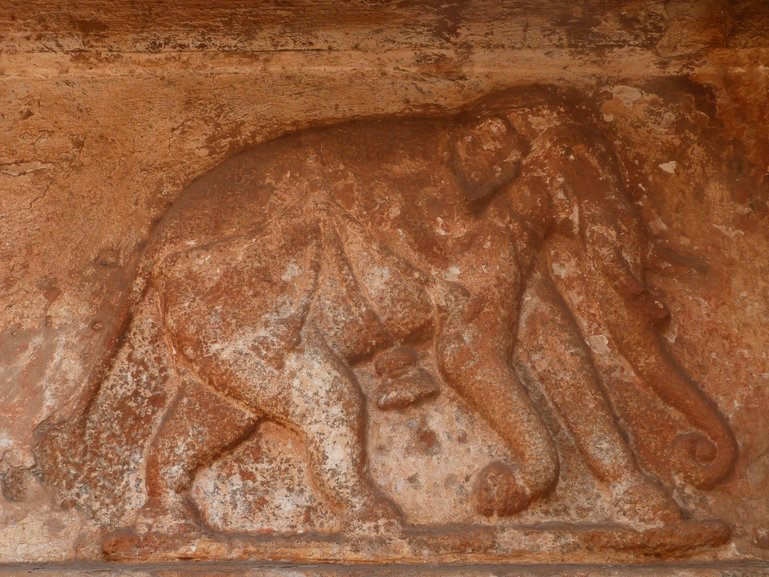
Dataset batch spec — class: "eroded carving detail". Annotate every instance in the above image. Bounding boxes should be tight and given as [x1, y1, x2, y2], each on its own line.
[33, 86, 737, 560]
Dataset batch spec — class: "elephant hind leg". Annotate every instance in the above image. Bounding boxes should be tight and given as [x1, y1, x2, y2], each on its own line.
[284, 327, 401, 531]
[142, 378, 259, 534]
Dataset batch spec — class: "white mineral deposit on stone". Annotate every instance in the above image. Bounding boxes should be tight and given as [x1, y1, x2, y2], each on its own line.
[658, 161, 677, 174]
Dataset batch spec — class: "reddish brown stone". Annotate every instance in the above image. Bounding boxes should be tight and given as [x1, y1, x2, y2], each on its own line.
[1, 2, 768, 574]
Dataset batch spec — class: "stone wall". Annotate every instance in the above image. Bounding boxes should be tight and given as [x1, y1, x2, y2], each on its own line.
[1, 2, 768, 574]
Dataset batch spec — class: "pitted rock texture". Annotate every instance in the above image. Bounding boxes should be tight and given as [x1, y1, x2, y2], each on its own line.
[1, 1, 768, 570]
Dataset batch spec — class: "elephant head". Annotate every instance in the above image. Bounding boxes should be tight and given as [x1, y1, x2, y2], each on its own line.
[449, 114, 529, 205]
[509, 99, 739, 491]
[429, 86, 737, 492]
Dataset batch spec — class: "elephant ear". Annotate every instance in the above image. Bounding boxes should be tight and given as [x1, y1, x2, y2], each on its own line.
[451, 114, 529, 203]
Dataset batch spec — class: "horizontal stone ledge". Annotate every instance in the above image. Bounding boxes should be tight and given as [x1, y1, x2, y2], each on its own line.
[3, 0, 768, 56]
[1, 561, 769, 576]
[2, 48, 768, 82]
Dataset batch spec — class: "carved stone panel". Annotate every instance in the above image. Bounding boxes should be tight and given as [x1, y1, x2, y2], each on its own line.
[2, 3, 769, 575]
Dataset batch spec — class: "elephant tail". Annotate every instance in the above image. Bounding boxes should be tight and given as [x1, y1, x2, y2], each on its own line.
[33, 238, 155, 487]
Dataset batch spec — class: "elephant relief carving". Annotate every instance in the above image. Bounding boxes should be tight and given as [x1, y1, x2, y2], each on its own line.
[33, 86, 737, 549]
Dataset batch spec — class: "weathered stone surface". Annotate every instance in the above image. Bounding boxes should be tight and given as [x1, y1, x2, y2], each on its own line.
[2, 561, 769, 577]
[1, 1, 768, 574]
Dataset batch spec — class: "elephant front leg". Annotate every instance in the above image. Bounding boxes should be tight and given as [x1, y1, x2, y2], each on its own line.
[436, 293, 559, 516]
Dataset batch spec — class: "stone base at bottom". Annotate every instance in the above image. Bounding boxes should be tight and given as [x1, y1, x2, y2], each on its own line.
[101, 520, 729, 563]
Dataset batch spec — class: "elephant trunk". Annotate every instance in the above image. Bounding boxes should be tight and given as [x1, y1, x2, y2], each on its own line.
[600, 282, 738, 489]
[536, 103, 737, 490]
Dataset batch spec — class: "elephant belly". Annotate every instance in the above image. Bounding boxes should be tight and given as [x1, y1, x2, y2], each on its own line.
[309, 215, 434, 363]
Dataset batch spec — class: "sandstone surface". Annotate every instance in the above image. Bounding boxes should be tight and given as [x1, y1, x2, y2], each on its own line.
[1, 2, 768, 575]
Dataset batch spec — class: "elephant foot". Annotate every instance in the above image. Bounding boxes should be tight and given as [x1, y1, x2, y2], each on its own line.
[102, 497, 207, 558]
[611, 476, 682, 528]
[474, 461, 532, 517]
[375, 367, 440, 410]
[344, 493, 403, 536]
[133, 496, 207, 538]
